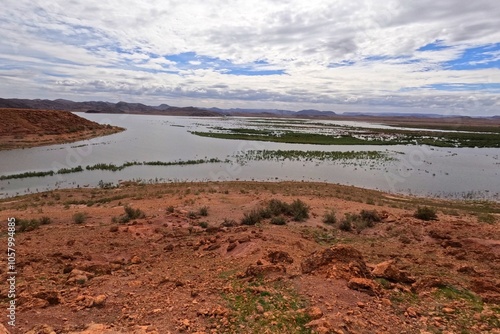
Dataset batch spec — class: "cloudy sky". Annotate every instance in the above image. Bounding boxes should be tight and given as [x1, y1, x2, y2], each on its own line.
[1, 0, 500, 115]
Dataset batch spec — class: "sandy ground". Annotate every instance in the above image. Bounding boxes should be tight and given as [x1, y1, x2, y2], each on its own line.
[0, 181, 499, 334]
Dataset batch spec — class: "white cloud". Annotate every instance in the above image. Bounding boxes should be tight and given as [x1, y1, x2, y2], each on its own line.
[0, 0, 499, 114]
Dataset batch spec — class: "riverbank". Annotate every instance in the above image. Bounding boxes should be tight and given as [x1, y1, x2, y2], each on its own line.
[0, 181, 498, 333]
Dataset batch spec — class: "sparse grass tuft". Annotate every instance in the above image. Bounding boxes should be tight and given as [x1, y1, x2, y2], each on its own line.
[322, 209, 337, 225]
[289, 199, 310, 222]
[270, 216, 287, 225]
[73, 212, 87, 224]
[241, 209, 263, 225]
[477, 213, 496, 224]
[113, 205, 145, 223]
[198, 206, 209, 217]
[414, 206, 438, 221]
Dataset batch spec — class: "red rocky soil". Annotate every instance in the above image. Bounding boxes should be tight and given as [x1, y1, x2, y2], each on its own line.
[0, 108, 123, 150]
[0, 181, 499, 333]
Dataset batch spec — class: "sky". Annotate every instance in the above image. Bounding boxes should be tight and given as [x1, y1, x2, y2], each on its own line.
[1, 0, 500, 115]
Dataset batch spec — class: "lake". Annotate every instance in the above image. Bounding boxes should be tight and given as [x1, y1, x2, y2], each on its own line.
[1, 113, 499, 201]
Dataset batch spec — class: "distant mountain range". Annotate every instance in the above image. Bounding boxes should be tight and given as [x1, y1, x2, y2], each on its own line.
[0, 98, 498, 119]
[0, 98, 337, 118]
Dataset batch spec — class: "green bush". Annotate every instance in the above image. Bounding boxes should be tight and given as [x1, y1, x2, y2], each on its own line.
[322, 210, 337, 225]
[289, 199, 309, 222]
[270, 216, 287, 225]
[241, 210, 262, 225]
[124, 206, 145, 220]
[221, 218, 237, 227]
[414, 206, 437, 221]
[339, 219, 352, 232]
[166, 205, 175, 213]
[73, 212, 87, 224]
[198, 221, 209, 228]
[16, 219, 40, 232]
[198, 206, 209, 217]
[267, 199, 291, 216]
[113, 205, 145, 223]
[360, 209, 381, 227]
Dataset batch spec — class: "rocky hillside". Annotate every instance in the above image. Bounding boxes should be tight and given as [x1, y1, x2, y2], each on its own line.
[0, 181, 498, 333]
[0, 108, 123, 150]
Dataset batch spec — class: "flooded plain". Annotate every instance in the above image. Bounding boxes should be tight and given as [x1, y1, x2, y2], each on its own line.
[0, 113, 498, 201]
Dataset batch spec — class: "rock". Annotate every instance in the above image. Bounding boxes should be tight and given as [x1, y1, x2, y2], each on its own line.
[428, 230, 451, 240]
[130, 255, 142, 264]
[109, 226, 119, 232]
[67, 323, 112, 333]
[347, 277, 380, 296]
[411, 276, 448, 293]
[164, 244, 174, 252]
[372, 260, 415, 284]
[442, 307, 455, 314]
[0, 323, 10, 334]
[244, 264, 286, 278]
[457, 265, 479, 276]
[25, 325, 56, 334]
[205, 243, 221, 251]
[306, 306, 323, 320]
[256, 304, 264, 314]
[305, 318, 331, 333]
[67, 269, 93, 284]
[406, 306, 418, 318]
[301, 245, 370, 280]
[226, 242, 237, 252]
[93, 294, 107, 307]
[441, 240, 463, 248]
[33, 290, 62, 306]
[238, 235, 251, 243]
[266, 250, 294, 264]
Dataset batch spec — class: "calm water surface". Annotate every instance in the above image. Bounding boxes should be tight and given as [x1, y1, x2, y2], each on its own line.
[0, 113, 498, 200]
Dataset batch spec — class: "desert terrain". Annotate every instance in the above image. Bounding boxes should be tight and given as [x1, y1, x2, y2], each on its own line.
[0, 181, 498, 333]
[0, 109, 123, 151]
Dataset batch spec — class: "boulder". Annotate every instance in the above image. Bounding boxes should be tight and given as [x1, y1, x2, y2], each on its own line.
[347, 277, 380, 296]
[301, 245, 370, 280]
[266, 250, 294, 264]
[371, 260, 415, 284]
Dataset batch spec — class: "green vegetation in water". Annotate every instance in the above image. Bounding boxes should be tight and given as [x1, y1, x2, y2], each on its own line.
[0, 158, 225, 180]
[191, 126, 500, 148]
[234, 149, 396, 164]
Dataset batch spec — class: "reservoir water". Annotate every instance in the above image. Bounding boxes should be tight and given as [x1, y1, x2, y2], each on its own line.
[1, 113, 499, 201]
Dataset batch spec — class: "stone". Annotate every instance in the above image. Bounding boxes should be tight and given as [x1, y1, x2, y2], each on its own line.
[244, 264, 286, 278]
[442, 307, 455, 314]
[347, 278, 380, 296]
[372, 260, 415, 284]
[306, 306, 323, 320]
[226, 242, 237, 252]
[301, 245, 370, 280]
[93, 294, 107, 307]
[0, 323, 10, 334]
[406, 306, 418, 318]
[130, 255, 142, 264]
[33, 290, 62, 306]
[266, 250, 294, 264]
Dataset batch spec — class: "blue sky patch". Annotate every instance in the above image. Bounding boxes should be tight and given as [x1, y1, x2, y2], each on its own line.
[443, 43, 500, 70]
[164, 52, 285, 76]
[417, 40, 451, 52]
[424, 83, 500, 92]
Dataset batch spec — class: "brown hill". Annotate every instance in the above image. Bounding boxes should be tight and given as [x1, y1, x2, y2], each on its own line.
[0, 108, 123, 150]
